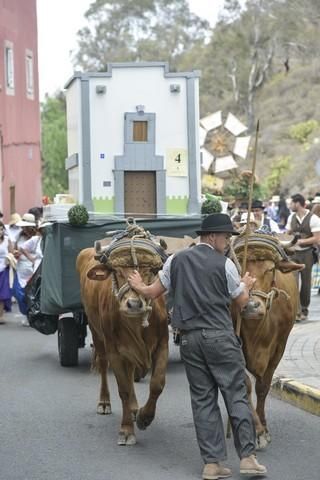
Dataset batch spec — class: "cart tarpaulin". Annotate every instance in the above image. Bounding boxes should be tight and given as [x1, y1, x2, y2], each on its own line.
[40, 217, 201, 315]
[25, 264, 58, 334]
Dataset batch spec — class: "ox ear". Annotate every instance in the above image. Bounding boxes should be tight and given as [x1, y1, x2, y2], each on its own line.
[277, 260, 305, 273]
[87, 264, 110, 281]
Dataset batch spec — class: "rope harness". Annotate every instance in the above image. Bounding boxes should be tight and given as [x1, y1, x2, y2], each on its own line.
[98, 219, 164, 328]
[230, 233, 292, 340]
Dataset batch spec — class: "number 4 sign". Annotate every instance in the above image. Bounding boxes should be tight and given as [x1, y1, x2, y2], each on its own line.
[166, 148, 188, 176]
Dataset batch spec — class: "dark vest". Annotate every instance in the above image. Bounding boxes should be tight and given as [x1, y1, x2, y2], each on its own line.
[290, 212, 312, 240]
[170, 244, 233, 331]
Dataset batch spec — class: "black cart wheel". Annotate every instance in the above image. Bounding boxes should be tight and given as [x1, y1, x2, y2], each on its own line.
[58, 317, 79, 367]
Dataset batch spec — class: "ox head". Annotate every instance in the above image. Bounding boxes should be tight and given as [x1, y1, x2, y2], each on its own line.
[240, 255, 304, 321]
[87, 240, 164, 318]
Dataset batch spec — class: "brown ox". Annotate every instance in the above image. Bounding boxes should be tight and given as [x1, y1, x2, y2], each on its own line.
[76, 241, 168, 446]
[231, 237, 303, 449]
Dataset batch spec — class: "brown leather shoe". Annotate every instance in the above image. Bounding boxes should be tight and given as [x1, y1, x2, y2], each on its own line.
[240, 455, 267, 476]
[202, 463, 232, 480]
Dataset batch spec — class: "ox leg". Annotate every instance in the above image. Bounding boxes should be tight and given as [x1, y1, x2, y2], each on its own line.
[109, 355, 137, 446]
[255, 373, 272, 448]
[255, 357, 282, 446]
[136, 339, 168, 431]
[91, 332, 111, 415]
[245, 374, 266, 450]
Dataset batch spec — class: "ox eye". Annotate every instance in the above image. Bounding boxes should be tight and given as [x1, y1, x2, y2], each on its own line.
[264, 268, 274, 274]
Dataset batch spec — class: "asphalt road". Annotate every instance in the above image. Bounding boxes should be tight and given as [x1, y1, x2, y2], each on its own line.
[1, 311, 319, 480]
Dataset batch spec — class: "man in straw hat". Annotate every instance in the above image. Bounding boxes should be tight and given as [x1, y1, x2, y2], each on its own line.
[128, 213, 267, 478]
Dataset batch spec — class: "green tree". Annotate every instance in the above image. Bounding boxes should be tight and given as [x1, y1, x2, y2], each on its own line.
[224, 170, 263, 201]
[262, 155, 291, 196]
[73, 0, 210, 71]
[41, 92, 68, 198]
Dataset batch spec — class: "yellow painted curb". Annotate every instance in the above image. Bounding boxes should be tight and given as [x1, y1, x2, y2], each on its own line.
[271, 377, 320, 416]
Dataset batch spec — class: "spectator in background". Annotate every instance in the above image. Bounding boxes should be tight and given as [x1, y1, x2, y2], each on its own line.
[267, 195, 280, 222]
[251, 200, 280, 233]
[231, 201, 248, 224]
[311, 194, 320, 207]
[277, 197, 291, 232]
[5, 213, 22, 243]
[286, 193, 320, 321]
[238, 212, 259, 233]
[12, 213, 37, 326]
[311, 203, 320, 294]
[0, 221, 12, 324]
[19, 220, 52, 273]
[28, 207, 43, 223]
[311, 203, 320, 218]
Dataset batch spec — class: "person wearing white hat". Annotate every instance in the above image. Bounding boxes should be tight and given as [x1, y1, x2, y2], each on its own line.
[5, 212, 22, 243]
[19, 220, 52, 273]
[11, 213, 37, 326]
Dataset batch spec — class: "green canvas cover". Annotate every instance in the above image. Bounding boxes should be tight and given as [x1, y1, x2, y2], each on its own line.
[40, 217, 201, 315]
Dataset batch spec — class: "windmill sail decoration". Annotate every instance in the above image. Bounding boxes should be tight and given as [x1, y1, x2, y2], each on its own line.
[200, 111, 251, 176]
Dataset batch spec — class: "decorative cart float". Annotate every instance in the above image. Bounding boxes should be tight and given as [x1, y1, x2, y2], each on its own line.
[26, 216, 201, 367]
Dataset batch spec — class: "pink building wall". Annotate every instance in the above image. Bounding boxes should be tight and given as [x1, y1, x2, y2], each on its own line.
[0, 0, 42, 221]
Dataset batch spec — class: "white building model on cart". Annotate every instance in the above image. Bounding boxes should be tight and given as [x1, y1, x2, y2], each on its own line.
[64, 62, 202, 216]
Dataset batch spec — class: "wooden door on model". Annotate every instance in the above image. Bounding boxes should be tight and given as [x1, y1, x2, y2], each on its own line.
[124, 171, 156, 217]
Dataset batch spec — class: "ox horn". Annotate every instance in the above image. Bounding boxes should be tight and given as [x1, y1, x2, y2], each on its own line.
[94, 238, 113, 262]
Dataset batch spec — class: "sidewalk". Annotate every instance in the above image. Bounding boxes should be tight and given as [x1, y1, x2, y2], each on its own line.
[271, 289, 320, 416]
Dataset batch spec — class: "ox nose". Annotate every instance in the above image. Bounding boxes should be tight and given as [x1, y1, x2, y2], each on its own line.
[243, 299, 261, 315]
[127, 298, 143, 310]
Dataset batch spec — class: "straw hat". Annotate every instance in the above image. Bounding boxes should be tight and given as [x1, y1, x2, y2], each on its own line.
[9, 213, 22, 226]
[312, 196, 320, 204]
[271, 195, 280, 203]
[16, 213, 36, 227]
[239, 212, 258, 225]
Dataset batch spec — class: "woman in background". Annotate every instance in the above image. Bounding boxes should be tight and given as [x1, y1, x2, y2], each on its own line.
[12, 213, 37, 326]
[277, 197, 291, 232]
[0, 221, 12, 324]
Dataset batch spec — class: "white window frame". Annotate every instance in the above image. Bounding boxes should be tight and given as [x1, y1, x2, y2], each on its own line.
[25, 49, 34, 99]
[4, 41, 15, 95]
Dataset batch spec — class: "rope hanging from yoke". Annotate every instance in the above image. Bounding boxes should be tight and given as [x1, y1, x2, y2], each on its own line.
[109, 218, 157, 328]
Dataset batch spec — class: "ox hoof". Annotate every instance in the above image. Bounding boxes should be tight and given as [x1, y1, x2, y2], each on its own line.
[136, 411, 153, 431]
[117, 432, 137, 446]
[97, 402, 112, 415]
[256, 432, 269, 450]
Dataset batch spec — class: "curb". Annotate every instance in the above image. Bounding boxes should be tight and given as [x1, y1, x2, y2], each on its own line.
[271, 377, 320, 416]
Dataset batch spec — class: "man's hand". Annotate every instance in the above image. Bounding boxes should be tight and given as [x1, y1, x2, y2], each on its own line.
[241, 272, 256, 291]
[128, 270, 145, 293]
[128, 270, 166, 300]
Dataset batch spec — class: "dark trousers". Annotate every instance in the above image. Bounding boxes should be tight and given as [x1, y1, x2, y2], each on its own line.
[291, 249, 314, 315]
[180, 329, 256, 464]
